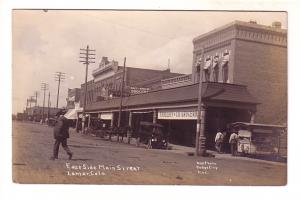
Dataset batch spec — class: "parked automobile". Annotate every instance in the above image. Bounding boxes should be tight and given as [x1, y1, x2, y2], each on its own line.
[229, 122, 285, 156]
[137, 121, 168, 149]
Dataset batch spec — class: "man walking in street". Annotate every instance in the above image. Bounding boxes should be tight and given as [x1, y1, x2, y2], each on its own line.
[229, 130, 239, 156]
[50, 109, 73, 160]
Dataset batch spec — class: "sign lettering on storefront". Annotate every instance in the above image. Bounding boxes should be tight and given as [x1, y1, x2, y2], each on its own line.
[158, 110, 198, 120]
[130, 87, 150, 95]
[99, 113, 113, 120]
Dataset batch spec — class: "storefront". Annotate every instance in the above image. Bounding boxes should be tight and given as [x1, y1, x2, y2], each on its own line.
[156, 107, 197, 146]
[85, 82, 258, 150]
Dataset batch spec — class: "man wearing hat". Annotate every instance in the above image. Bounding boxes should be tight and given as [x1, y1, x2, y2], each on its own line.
[50, 109, 73, 160]
[229, 128, 239, 156]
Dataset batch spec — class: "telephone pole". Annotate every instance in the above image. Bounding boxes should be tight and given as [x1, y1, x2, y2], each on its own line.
[54, 72, 66, 109]
[79, 45, 95, 134]
[26, 98, 29, 109]
[195, 47, 207, 156]
[47, 91, 51, 123]
[34, 91, 39, 107]
[29, 96, 35, 108]
[117, 57, 126, 141]
[41, 83, 48, 123]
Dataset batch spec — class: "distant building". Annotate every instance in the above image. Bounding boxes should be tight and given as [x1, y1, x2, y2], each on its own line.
[24, 106, 60, 121]
[80, 57, 183, 106]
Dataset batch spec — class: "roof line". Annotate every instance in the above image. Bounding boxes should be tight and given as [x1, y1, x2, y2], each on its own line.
[193, 20, 287, 42]
[122, 81, 249, 98]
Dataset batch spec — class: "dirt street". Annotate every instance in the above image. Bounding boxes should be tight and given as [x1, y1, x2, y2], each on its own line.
[12, 121, 286, 185]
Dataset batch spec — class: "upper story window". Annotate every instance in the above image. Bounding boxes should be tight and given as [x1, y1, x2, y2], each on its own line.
[212, 54, 220, 82]
[204, 56, 212, 82]
[221, 50, 230, 83]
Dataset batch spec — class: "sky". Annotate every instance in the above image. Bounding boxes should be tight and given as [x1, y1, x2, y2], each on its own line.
[12, 10, 287, 114]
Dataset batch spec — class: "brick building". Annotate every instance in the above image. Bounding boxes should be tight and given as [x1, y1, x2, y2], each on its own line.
[77, 20, 286, 152]
[192, 20, 287, 124]
[80, 57, 183, 106]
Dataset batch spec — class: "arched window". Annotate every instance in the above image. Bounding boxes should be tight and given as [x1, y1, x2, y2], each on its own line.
[195, 57, 201, 73]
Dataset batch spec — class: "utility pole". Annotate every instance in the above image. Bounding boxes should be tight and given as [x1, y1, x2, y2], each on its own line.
[79, 45, 95, 134]
[195, 47, 207, 156]
[29, 96, 35, 108]
[27, 96, 35, 121]
[47, 91, 50, 123]
[117, 57, 126, 141]
[26, 98, 29, 110]
[34, 91, 39, 107]
[54, 72, 66, 109]
[41, 83, 48, 123]
[28, 97, 31, 108]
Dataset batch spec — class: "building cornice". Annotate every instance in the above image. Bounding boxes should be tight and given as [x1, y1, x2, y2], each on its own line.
[193, 20, 286, 43]
[92, 65, 114, 77]
[234, 26, 287, 47]
[193, 21, 287, 51]
[193, 39, 232, 54]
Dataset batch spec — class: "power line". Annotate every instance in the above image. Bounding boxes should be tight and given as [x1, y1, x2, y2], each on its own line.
[96, 18, 175, 41]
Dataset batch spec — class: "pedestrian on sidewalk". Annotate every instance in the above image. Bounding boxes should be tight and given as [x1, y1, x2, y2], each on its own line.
[229, 130, 239, 156]
[50, 109, 73, 160]
[215, 129, 224, 153]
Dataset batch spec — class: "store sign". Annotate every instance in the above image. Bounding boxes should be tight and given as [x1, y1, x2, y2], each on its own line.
[130, 87, 150, 95]
[158, 110, 198, 120]
[99, 113, 113, 120]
